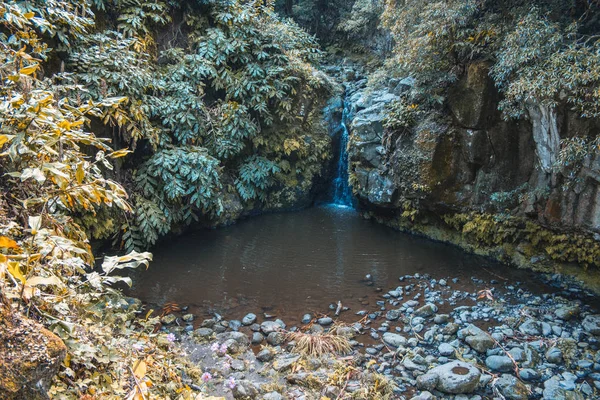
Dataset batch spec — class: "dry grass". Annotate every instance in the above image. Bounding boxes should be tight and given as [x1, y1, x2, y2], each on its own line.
[286, 331, 352, 357]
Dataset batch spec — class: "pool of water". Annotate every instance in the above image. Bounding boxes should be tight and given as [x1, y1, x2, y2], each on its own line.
[130, 206, 548, 325]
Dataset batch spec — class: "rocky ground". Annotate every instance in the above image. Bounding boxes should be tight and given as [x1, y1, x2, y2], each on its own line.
[155, 272, 600, 400]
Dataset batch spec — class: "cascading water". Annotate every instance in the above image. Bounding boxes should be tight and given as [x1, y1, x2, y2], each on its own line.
[331, 98, 354, 207]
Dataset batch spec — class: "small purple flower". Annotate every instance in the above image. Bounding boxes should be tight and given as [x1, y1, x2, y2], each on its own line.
[219, 343, 228, 354]
[226, 377, 236, 390]
[210, 342, 220, 353]
[166, 333, 176, 343]
[132, 342, 144, 351]
[201, 372, 212, 382]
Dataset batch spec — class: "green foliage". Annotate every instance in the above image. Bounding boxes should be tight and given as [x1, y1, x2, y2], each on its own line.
[236, 155, 281, 201]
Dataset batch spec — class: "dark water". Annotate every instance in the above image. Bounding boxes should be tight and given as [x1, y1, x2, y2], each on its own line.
[131, 206, 548, 325]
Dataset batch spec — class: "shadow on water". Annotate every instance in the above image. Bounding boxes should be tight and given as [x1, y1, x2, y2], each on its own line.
[130, 206, 550, 325]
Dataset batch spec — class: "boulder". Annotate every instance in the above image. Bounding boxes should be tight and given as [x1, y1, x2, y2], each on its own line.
[0, 309, 67, 400]
[417, 361, 480, 394]
[383, 332, 407, 348]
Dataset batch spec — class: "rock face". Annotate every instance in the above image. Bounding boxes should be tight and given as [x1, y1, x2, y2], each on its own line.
[417, 361, 480, 394]
[0, 308, 67, 399]
[344, 60, 600, 280]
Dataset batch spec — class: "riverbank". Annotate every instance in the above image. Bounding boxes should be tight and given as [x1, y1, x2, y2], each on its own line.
[155, 269, 599, 399]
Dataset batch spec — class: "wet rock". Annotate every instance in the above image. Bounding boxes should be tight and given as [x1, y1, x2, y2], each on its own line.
[442, 323, 460, 335]
[263, 392, 284, 400]
[485, 355, 513, 372]
[520, 368, 540, 381]
[261, 321, 280, 334]
[459, 324, 494, 353]
[267, 332, 285, 346]
[386, 309, 400, 321]
[543, 375, 585, 400]
[232, 380, 259, 399]
[242, 313, 257, 326]
[519, 319, 542, 336]
[382, 332, 407, 348]
[434, 314, 450, 324]
[182, 313, 194, 322]
[546, 346, 563, 363]
[582, 315, 600, 335]
[438, 343, 455, 356]
[252, 332, 264, 344]
[301, 314, 312, 324]
[336, 326, 356, 338]
[229, 320, 242, 331]
[201, 318, 216, 328]
[415, 303, 438, 317]
[217, 331, 250, 348]
[410, 391, 435, 400]
[417, 361, 480, 394]
[194, 328, 214, 339]
[495, 374, 529, 400]
[318, 317, 333, 326]
[161, 314, 177, 325]
[257, 348, 274, 362]
[555, 306, 579, 321]
[272, 354, 300, 372]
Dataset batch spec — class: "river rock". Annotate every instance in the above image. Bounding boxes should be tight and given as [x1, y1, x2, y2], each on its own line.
[263, 392, 284, 400]
[229, 320, 242, 331]
[272, 354, 300, 372]
[261, 321, 280, 334]
[546, 346, 563, 363]
[555, 306, 579, 321]
[252, 332, 264, 344]
[415, 303, 438, 317]
[182, 313, 194, 322]
[438, 343, 455, 356]
[459, 324, 494, 353]
[582, 315, 600, 335]
[242, 313, 257, 325]
[302, 314, 312, 324]
[386, 309, 400, 321]
[267, 331, 285, 346]
[417, 361, 480, 394]
[257, 348, 274, 362]
[383, 332, 407, 348]
[161, 314, 176, 325]
[519, 319, 542, 336]
[543, 375, 585, 400]
[194, 327, 214, 340]
[232, 380, 259, 399]
[318, 317, 333, 326]
[495, 374, 529, 400]
[485, 355, 513, 372]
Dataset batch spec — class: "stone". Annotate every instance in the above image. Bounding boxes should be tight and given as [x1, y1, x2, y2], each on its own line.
[263, 392, 284, 400]
[485, 355, 513, 372]
[301, 314, 312, 324]
[459, 324, 495, 353]
[545, 346, 563, 363]
[520, 368, 540, 381]
[386, 309, 400, 321]
[543, 376, 585, 400]
[182, 313, 194, 322]
[194, 328, 214, 339]
[410, 391, 435, 400]
[318, 317, 333, 326]
[438, 343, 455, 356]
[415, 303, 438, 317]
[495, 374, 529, 400]
[232, 380, 259, 399]
[555, 306, 580, 321]
[417, 361, 480, 394]
[242, 313, 257, 325]
[267, 331, 285, 346]
[257, 349, 274, 362]
[161, 314, 176, 325]
[252, 332, 264, 344]
[582, 315, 600, 335]
[272, 355, 300, 372]
[0, 311, 67, 400]
[519, 319, 542, 336]
[229, 320, 242, 331]
[261, 321, 280, 334]
[382, 332, 407, 348]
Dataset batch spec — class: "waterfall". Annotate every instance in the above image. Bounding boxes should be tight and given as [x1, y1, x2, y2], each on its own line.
[331, 98, 354, 207]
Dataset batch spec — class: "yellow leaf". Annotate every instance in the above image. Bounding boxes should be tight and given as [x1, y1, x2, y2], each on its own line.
[19, 64, 39, 76]
[109, 148, 132, 158]
[0, 254, 6, 263]
[7, 262, 25, 284]
[0, 135, 10, 147]
[76, 163, 85, 184]
[23, 12, 35, 19]
[0, 236, 19, 249]
[133, 360, 146, 379]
